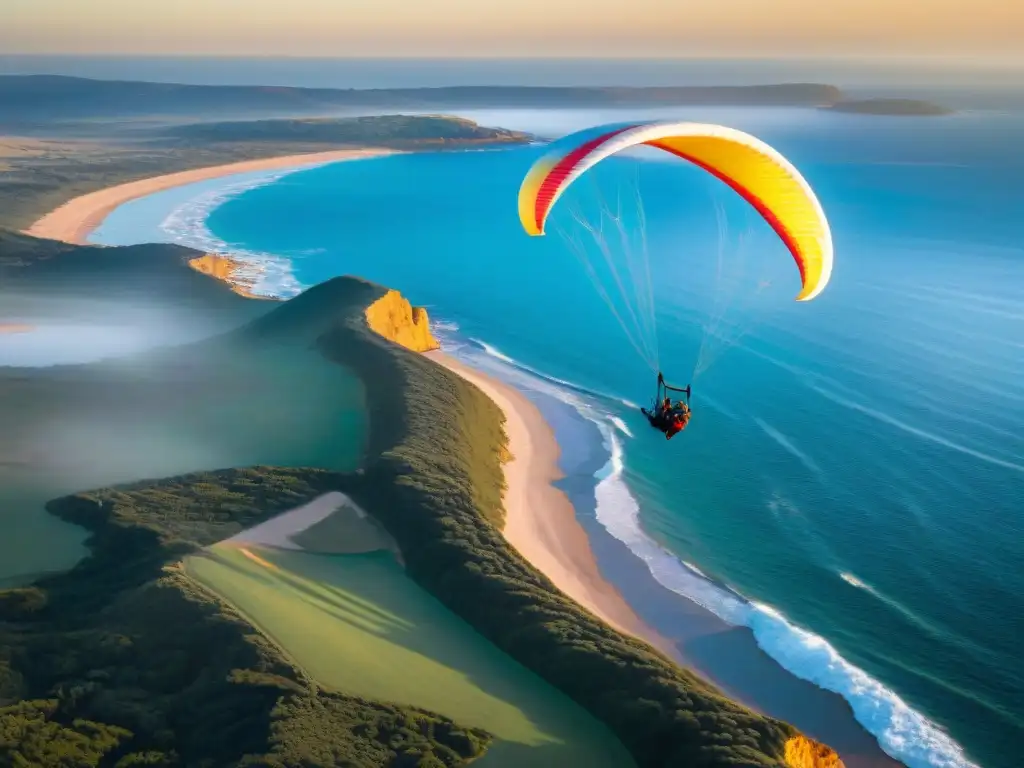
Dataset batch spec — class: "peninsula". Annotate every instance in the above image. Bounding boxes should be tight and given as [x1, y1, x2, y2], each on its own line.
[0, 113, 527, 232]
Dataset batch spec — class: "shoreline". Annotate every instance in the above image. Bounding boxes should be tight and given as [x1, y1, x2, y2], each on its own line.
[424, 350, 679, 660]
[427, 352, 902, 768]
[24, 148, 397, 245]
[21, 155, 906, 767]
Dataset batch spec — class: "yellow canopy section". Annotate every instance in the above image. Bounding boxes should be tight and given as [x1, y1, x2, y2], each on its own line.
[518, 121, 834, 301]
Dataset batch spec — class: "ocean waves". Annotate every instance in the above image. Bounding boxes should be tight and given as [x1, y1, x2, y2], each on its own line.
[156, 168, 323, 299]
[456, 335, 980, 768]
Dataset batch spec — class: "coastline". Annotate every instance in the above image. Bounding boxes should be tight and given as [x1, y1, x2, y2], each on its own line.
[24, 148, 397, 245]
[187, 253, 277, 300]
[220, 491, 347, 550]
[427, 350, 900, 768]
[22, 159, 910, 767]
[424, 350, 678, 660]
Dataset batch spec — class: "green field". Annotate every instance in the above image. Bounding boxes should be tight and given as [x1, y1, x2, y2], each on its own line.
[185, 545, 636, 767]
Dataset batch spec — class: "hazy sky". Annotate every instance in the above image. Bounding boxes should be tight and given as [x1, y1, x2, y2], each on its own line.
[3, 0, 1022, 59]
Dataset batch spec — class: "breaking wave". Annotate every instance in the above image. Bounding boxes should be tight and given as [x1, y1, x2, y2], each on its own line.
[457, 334, 980, 768]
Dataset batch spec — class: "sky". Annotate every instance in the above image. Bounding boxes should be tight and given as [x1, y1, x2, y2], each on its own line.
[2, 0, 1022, 60]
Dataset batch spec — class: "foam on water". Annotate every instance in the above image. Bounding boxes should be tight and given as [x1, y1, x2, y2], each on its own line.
[463, 336, 981, 768]
[609, 416, 634, 438]
[840, 571, 873, 592]
[469, 338, 638, 408]
[156, 167, 330, 299]
[753, 417, 822, 476]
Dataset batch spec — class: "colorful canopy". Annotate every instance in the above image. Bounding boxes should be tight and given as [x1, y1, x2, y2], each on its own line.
[518, 121, 834, 301]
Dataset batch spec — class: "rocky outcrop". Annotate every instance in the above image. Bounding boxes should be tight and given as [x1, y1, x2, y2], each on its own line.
[188, 253, 273, 300]
[785, 735, 846, 768]
[364, 289, 440, 353]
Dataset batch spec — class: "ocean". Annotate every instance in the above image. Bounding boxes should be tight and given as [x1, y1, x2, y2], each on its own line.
[91, 105, 1024, 768]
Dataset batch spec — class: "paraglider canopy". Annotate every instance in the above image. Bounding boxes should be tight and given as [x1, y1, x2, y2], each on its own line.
[518, 120, 833, 302]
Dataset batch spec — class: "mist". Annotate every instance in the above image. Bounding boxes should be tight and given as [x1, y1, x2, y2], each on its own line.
[0, 289, 265, 368]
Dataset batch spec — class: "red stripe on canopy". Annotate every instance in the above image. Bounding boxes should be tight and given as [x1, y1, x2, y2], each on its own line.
[533, 125, 636, 232]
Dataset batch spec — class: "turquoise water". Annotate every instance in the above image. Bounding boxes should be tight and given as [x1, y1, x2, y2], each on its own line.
[95, 106, 1024, 768]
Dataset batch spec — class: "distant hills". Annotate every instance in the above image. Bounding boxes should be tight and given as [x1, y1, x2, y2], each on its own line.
[0, 75, 958, 132]
[164, 115, 529, 146]
[0, 75, 849, 124]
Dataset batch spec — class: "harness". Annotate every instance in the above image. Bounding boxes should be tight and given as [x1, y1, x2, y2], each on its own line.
[654, 372, 691, 410]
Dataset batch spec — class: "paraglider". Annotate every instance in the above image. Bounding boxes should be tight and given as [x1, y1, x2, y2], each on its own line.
[516, 120, 834, 441]
[640, 373, 692, 440]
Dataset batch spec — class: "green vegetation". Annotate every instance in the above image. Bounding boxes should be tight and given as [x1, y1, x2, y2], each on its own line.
[186, 545, 635, 767]
[0, 256, 822, 765]
[0, 467, 493, 767]
[163, 115, 528, 147]
[249, 276, 807, 766]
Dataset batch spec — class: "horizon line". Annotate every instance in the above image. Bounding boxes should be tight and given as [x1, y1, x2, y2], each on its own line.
[2, 52, 1022, 67]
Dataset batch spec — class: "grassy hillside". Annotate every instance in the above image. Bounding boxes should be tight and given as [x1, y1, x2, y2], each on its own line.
[186, 545, 636, 767]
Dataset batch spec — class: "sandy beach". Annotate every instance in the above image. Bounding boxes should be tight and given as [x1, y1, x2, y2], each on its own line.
[424, 350, 679, 659]
[25, 148, 395, 245]
[425, 350, 900, 768]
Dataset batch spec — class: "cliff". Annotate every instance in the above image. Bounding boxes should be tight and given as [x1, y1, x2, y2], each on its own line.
[364, 289, 440, 353]
[785, 735, 846, 768]
[187, 253, 275, 301]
